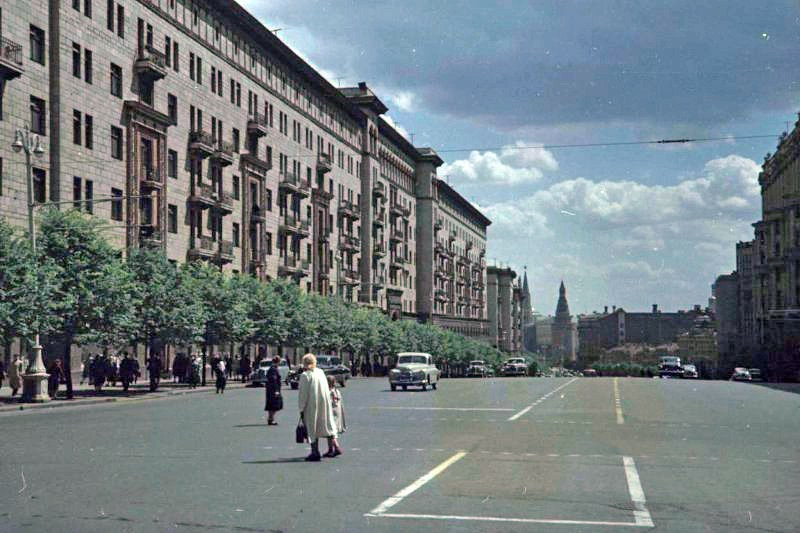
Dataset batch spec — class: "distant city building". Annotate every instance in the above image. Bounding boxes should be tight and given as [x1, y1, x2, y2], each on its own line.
[713, 272, 739, 371]
[551, 281, 577, 362]
[677, 316, 718, 377]
[487, 266, 522, 353]
[735, 241, 755, 354]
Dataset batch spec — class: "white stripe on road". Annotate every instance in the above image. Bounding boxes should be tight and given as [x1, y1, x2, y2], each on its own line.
[614, 378, 625, 425]
[367, 451, 467, 516]
[368, 407, 515, 412]
[507, 378, 578, 421]
[367, 513, 650, 527]
[623, 456, 654, 527]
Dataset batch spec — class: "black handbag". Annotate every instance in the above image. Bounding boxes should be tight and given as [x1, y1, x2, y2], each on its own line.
[295, 418, 308, 443]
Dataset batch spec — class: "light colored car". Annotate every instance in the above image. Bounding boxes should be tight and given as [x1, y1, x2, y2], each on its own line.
[682, 364, 698, 379]
[730, 367, 752, 381]
[389, 352, 440, 391]
[467, 360, 490, 377]
[251, 358, 291, 386]
[502, 358, 528, 376]
[748, 368, 763, 381]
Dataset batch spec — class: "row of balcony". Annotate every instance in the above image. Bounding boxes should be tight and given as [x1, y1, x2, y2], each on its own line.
[134, 45, 167, 82]
[279, 172, 311, 197]
[373, 208, 386, 227]
[389, 199, 411, 218]
[339, 199, 360, 220]
[0, 36, 24, 80]
[339, 233, 360, 252]
[278, 255, 310, 277]
[279, 213, 311, 236]
[188, 130, 234, 166]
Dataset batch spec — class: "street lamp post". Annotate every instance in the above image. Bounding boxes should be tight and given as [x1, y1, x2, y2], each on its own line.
[13, 125, 49, 402]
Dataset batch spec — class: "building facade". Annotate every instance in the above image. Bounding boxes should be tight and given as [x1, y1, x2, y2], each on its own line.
[487, 266, 521, 353]
[0, 1, 490, 342]
[713, 272, 738, 370]
[551, 281, 576, 362]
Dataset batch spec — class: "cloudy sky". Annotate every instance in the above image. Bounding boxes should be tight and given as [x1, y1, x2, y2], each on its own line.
[241, 0, 800, 314]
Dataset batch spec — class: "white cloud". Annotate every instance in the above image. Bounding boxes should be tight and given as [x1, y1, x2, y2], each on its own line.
[388, 91, 418, 112]
[440, 141, 559, 186]
[382, 115, 410, 140]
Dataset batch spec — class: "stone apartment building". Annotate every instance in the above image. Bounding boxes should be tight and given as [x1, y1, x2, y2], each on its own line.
[0, 0, 489, 345]
[487, 266, 522, 353]
[712, 272, 739, 370]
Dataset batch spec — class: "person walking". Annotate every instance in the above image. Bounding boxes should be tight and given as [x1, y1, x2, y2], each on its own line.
[80, 355, 92, 385]
[120, 354, 135, 392]
[8, 354, 23, 397]
[189, 355, 202, 389]
[265, 356, 283, 425]
[325, 375, 345, 457]
[214, 358, 227, 394]
[92, 355, 107, 392]
[225, 354, 233, 379]
[240, 356, 251, 383]
[147, 355, 162, 392]
[47, 358, 65, 399]
[298, 354, 337, 462]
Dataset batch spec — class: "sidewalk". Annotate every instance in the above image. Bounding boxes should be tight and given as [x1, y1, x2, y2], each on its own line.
[0, 377, 254, 413]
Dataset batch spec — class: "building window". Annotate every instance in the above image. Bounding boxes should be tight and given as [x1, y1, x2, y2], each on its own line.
[85, 114, 93, 149]
[110, 63, 122, 97]
[85, 180, 93, 213]
[196, 56, 202, 85]
[30, 26, 45, 64]
[232, 223, 240, 247]
[168, 204, 178, 233]
[84, 0, 92, 18]
[73, 110, 82, 145]
[73, 0, 81, 11]
[110, 126, 123, 159]
[173, 41, 179, 71]
[232, 128, 239, 153]
[230, 79, 235, 104]
[84, 49, 92, 84]
[164, 36, 171, 65]
[72, 43, 81, 77]
[232, 176, 240, 200]
[111, 188, 123, 221]
[266, 232, 272, 255]
[30, 97, 46, 135]
[73, 176, 82, 209]
[217, 70, 222, 97]
[167, 93, 177, 124]
[211, 66, 216, 93]
[189, 52, 194, 81]
[168, 149, 177, 178]
[266, 188, 272, 211]
[107, 0, 114, 32]
[0, 158, 3, 196]
[32, 168, 46, 203]
[116, 4, 124, 38]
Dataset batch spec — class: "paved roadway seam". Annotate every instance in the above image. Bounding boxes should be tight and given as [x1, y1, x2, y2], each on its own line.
[507, 377, 579, 421]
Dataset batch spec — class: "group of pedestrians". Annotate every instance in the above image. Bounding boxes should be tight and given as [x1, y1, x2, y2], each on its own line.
[0, 355, 25, 397]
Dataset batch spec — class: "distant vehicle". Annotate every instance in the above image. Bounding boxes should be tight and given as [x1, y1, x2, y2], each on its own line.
[582, 368, 598, 377]
[502, 358, 528, 376]
[467, 360, 490, 378]
[682, 364, 698, 379]
[659, 356, 684, 378]
[389, 352, 440, 391]
[251, 358, 291, 386]
[316, 355, 351, 387]
[731, 367, 752, 382]
[748, 368, 763, 381]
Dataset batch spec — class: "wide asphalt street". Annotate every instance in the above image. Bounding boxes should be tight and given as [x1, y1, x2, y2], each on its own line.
[0, 376, 798, 532]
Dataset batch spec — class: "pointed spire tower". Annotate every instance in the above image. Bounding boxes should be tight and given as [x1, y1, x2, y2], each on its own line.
[553, 280, 576, 363]
[555, 280, 570, 320]
[521, 267, 533, 324]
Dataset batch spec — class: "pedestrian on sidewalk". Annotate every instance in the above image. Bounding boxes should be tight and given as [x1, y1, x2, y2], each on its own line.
[225, 354, 233, 379]
[147, 355, 162, 392]
[8, 354, 23, 397]
[132, 357, 141, 384]
[0, 358, 5, 391]
[189, 355, 202, 389]
[47, 358, 65, 399]
[80, 355, 92, 385]
[92, 354, 107, 392]
[298, 354, 337, 462]
[214, 358, 227, 394]
[240, 356, 251, 383]
[325, 375, 345, 457]
[120, 354, 135, 392]
[265, 356, 283, 425]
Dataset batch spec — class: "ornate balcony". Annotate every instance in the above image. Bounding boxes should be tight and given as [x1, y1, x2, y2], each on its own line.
[215, 191, 234, 214]
[279, 172, 310, 197]
[373, 274, 386, 288]
[339, 199, 360, 220]
[188, 130, 215, 158]
[187, 183, 216, 209]
[390, 199, 410, 218]
[188, 235, 216, 260]
[339, 233, 360, 252]
[140, 168, 163, 191]
[215, 240, 234, 264]
[373, 180, 386, 199]
[247, 112, 269, 137]
[134, 45, 167, 82]
[278, 255, 310, 277]
[434, 218, 443, 232]
[435, 242, 447, 256]
[390, 227, 404, 242]
[239, 153, 271, 173]
[317, 153, 332, 173]
[449, 230, 457, 242]
[279, 213, 311, 236]
[435, 288, 449, 302]
[389, 254, 406, 270]
[138, 224, 162, 248]
[212, 139, 234, 167]
[435, 264, 448, 279]
[373, 208, 386, 227]
[250, 206, 267, 224]
[373, 241, 387, 258]
[341, 268, 360, 285]
[0, 36, 24, 80]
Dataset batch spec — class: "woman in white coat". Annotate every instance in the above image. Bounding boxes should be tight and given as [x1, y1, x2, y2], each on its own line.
[298, 353, 337, 462]
[8, 354, 23, 397]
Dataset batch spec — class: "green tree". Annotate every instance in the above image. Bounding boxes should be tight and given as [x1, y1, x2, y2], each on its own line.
[38, 209, 137, 398]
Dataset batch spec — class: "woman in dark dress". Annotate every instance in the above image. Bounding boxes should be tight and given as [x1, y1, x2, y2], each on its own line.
[265, 356, 283, 425]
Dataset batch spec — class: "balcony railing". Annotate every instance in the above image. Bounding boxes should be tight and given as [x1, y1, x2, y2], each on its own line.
[247, 112, 269, 137]
[134, 45, 167, 81]
[216, 240, 234, 264]
[188, 235, 216, 260]
[434, 218, 443, 232]
[140, 167, 163, 190]
[339, 233, 360, 251]
[279, 172, 310, 196]
[279, 213, 311, 236]
[339, 199, 360, 220]
[373, 241, 387, 257]
[138, 224, 162, 248]
[373, 180, 386, 198]
[390, 199, 411, 218]
[390, 227, 405, 241]
[188, 183, 216, 209]
[250, 206, 267, 223]
[373, 208, 386, 226]
[212, 139, 234, 166]
[189, 130, 215, 158]
[317, 152, 332, 173]
[342, 268, 360, 284]
[278, 255, 310, 277]
[216, 191, 234, 214]
[373, 274, 386, 287]
[0, 36, 24, 80]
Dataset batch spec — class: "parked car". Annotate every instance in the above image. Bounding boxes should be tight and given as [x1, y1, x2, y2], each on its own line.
[389, 352, 440, 391]
[730, 367, 752, 381]
[659, 356, 684, 378]
[502, 358, 528, 376]
[467, 360, 490, 378]
[682, 364, 698, 379]
[316, 355, 351, 387]
[748, 368, 763, 381]
[582, 368, 598, 377]
[251, 358, 291, 386]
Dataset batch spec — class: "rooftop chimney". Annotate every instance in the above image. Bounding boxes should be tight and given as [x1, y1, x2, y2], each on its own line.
[652, 304, 658, 314]
[612, 305, 617, 313]
[358, 81, 367, 93]
[604, 306, 609, 314]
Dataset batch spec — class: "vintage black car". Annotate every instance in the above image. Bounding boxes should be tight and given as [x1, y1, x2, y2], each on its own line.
[317, 355, 351, 387]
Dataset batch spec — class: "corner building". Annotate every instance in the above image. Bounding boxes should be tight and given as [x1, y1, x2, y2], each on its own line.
[0, 1, 489, 337]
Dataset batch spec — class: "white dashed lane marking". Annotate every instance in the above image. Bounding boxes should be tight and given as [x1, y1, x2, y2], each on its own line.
[614, 377, 625, 425]
[508, 378, 579, 421]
